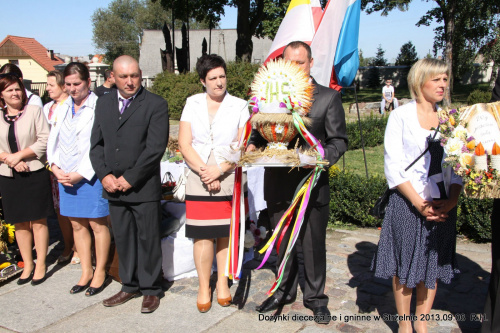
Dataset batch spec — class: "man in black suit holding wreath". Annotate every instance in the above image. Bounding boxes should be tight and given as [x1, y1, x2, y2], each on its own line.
[90, 55, 169, 314]
[248, 41, 348, 324]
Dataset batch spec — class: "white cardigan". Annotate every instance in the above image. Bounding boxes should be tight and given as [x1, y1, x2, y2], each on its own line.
[180, 92, 249, 167]
[384, 101, 462, 200]
[46, 93, 97, 181]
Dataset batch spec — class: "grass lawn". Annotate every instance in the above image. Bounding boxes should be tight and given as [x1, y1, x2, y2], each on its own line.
[335, 144, 385, 178]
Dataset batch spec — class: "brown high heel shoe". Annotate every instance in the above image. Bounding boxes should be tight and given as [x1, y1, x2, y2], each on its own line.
[197, 288, 212, 313]
[217, 294, 232, 307]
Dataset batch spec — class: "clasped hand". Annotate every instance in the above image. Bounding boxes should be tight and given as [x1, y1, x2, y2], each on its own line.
[102, 174, 132, 193]
[52, 166, 84, 187]
[4, 153, 29, 172]
[416, 199, 455, 222]
[199, 165, 221, 192]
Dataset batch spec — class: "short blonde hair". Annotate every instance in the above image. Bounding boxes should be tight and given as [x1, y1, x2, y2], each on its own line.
[407, 58, 449, 101]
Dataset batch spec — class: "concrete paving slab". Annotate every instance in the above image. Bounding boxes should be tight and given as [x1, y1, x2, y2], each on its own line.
[205, 311, 304, 333]
[43, 292, 236, 333]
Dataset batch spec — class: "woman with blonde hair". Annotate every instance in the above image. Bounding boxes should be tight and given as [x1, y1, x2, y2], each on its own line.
[372, 58, 463, 333]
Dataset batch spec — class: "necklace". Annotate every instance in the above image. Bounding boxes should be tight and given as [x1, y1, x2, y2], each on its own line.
[3, 109, 23, 122]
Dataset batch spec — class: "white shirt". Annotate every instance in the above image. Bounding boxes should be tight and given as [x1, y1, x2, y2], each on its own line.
[180, 92, 249, 166]
[382, 85, 394, 100]
[26, 89, 43, 108]
[384, 101, 462, 200]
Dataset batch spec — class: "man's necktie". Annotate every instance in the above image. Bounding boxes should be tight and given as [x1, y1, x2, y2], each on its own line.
[120, 98, 132, 114]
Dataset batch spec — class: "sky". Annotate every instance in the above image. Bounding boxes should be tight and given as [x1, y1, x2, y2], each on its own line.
[2, 0, 439, 63]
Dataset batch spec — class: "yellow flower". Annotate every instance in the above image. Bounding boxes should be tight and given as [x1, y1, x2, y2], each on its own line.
[459, 153, 474, 168]
[6, 224, 14, 244]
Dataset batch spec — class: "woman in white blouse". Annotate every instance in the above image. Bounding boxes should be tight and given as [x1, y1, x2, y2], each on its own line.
[47, 63, 110, 297]
[372, 58, 463, 333]
[179, 54, 249, 313]
[43, 70, 79, 265]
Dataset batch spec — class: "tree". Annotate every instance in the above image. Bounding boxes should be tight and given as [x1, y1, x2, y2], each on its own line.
[371, 45, 387, 66]
[92, 0, 171, 61]
[93, 0, 212, 62]
[395, 41, 418, 66]
[362, 0, 500, 105]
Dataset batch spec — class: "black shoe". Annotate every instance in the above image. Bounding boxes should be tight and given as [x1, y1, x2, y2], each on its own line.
[70, 280, 92, 294]
[255, 296, 283, 313]
[17, 268, 35, 285]
[31, 273, 47, 286]
[313, 306, 331, 324]
[85, 275, 111, 297]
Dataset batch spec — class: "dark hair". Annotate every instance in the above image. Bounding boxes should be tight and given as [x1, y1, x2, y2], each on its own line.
[63, 62, 90, 81]
[283, 41, 312, 60]
[47, 70, 65, 88]
[0, 63, 23, 79]
[104, 69, 112, 80]
[196, 54, 226, 81]
[0, 74, 28, 109]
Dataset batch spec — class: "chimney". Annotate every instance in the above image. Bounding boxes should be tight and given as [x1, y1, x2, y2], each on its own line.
[46, 49, 54, 60]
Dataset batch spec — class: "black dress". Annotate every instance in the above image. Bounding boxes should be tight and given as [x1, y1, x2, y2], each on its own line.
[0, 115, 53, 224]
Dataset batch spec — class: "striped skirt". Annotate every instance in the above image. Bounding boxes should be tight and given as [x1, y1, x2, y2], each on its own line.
[185, 154, 247, 239]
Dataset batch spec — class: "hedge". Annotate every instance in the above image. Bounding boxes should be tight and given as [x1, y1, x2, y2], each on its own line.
[152, 61, 260, 120]
[346, 115, 388, 150]
[328, 167, 493, 242]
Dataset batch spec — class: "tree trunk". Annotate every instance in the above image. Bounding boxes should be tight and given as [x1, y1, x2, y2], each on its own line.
[443, 0, 455, 107]
[235, 0, 253, 61]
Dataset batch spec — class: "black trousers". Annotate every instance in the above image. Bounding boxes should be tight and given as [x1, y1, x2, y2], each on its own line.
[267, 201, 329, 309]
[109, 201, 163, 297]
[483, 199, 500, 332]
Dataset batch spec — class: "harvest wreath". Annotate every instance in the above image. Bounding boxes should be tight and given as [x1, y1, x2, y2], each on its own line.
[438, 101, 500, 199]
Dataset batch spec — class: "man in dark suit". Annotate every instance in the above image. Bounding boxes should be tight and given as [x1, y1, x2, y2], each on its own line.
[90, 55, 169, 313]
[248, 41, 347, 324]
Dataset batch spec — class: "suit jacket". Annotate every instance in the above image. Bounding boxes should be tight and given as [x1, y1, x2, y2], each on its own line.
[492, 69, 500, 103]
[249, 80, 347, 206]
[90, 87, 169, 202]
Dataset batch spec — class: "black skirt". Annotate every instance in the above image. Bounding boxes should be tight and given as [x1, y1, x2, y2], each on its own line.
[0, 168, 54, 224]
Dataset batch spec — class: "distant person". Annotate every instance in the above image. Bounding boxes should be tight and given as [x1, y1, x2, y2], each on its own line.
[380, 78, 398, 114]
[372, 58, 462, 333]
[482, 69, 500, 333]
[93, 69, 116, 97]
[0, 63, 43, 108]
[90, 55, 169, 313]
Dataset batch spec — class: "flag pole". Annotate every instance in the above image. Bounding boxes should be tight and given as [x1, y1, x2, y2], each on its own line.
[344, 83, 369, 179]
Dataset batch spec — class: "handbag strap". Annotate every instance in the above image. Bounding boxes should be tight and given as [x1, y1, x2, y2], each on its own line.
[404, 125, 440, 172]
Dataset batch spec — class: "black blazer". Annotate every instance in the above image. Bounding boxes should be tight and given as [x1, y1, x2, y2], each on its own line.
[249, 80, 348, 206]
[90, 87, 169, 203]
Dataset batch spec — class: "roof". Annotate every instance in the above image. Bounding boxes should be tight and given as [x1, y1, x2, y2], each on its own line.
[0, 35, 64, 71]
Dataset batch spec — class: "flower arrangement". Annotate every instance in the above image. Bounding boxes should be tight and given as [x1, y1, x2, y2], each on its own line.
[0, 220, 15, 253]
[438, 104, 500, 199]
[244, 221, 267, 249]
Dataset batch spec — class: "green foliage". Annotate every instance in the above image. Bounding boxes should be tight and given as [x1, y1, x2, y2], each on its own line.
[346, 115, 388, 150]
[225, 61, 260, 100]
[467, 89, 493, 105]
[152, 70, 201, 120]
[395, 41, 418, 66]
[152, 61, 259, 120]
[371, 45, 387, 66]
[328, 167, 385, 227]
[456, 196, 493, 242]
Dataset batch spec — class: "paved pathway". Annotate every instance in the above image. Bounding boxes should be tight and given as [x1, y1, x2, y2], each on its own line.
[0, 225, 491, 332]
